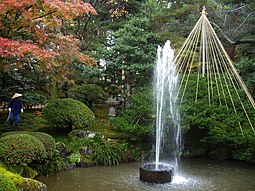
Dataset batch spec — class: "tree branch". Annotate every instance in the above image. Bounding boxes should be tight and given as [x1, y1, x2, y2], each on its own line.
[235, 39, 255, 44]
[32, 11, 57, 20]
[210, 22, 255, 45]
[81, 0, 128, 51]
[30, 63, 50, 96]
[81, 0, 100, 37]
[4, 10, 9, 18]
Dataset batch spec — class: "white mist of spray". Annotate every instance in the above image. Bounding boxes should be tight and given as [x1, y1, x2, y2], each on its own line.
[154, 40, 181, 171]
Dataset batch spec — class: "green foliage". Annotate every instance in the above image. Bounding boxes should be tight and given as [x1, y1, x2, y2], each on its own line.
[0, 173, 18, 191]
[203, 127, 255, 163]
[67, 152, 81, 164]
[22, 91, 47, 109]
[0, 134, 46, 165]
[98, 15, 159, 94]
[180, 73, 255, 161]
[119, 142, 148, 162]
[72, 63, 103, 84]
[30, 150, 65, 176]
[110, 88, 154, 138]
[232, 147, 255, 163]
[68, 83, 107, 108]
[1, 131, 56, 159]
[92, 140, 149, 165]
[66, 138, 93, 153]
[111, 117, 152, 136]
[181, 73, 255, 130]
[235, 58, 255, 92]
[64, 135, 123, 166]
[42, 98, 95, 130]
[0, 70, 31, 103]
[28, 132, 56, 158]
[0, 131, 61, 176]
[92, 141, 122, 166]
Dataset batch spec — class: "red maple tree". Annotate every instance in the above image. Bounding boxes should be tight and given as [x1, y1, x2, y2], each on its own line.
[0, 0, 97, 71]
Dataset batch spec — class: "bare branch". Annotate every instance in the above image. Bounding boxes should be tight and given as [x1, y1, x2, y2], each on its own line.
[211, 22, 255, 45]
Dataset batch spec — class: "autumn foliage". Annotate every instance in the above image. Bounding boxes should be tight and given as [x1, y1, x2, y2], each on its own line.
[0, 0, 97, 71]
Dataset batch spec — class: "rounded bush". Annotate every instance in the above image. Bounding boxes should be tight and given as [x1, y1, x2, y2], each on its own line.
[43, 98, 95, 129]
[28, 132, 56, 158]
[0, 174, 17, 191]
[1, 131, 56, 159]
[0, 134, 46, 165]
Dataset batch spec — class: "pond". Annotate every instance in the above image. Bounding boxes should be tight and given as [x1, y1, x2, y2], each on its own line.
[37, 158, 255, 191]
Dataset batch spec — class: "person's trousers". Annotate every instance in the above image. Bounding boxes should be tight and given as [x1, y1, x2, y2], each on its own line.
[9, 112, 20, 125]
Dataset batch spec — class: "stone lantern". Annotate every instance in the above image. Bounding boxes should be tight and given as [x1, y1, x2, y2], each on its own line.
[106, 85, 120, 117]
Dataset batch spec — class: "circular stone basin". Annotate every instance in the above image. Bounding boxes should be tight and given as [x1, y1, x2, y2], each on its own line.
[139, 162, 174, 184]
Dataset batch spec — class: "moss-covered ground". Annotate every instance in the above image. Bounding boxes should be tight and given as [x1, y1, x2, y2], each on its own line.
[0, 104, 125, 141]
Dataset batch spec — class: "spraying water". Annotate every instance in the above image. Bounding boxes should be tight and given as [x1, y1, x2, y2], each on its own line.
[154, 40, 182, 171]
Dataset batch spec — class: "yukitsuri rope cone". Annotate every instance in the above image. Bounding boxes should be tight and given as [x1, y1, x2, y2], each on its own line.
[173, 7, 255, 135]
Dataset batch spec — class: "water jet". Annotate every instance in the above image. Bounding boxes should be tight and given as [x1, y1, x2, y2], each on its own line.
[140, 40, 181, 184]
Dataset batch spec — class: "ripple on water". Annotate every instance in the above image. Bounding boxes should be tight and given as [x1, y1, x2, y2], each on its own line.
[37, 160, 255, 191]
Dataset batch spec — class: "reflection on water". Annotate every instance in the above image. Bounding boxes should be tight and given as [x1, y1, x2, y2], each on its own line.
[37, 158, 255, 191]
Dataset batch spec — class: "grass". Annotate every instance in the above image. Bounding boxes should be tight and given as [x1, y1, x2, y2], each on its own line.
[89, 105, 127, 140]
[0, 110, 48, 134]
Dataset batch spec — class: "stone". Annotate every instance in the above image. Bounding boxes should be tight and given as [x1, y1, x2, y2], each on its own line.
[64, 164, 76, 171]
[56, 142, 72, 158]
[68, 130, 104, 139]
[79, 146, 94, 155]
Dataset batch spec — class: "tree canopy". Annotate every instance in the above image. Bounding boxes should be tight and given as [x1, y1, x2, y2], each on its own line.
[0, 0, 97, 68]
[0, 0, 97, 99]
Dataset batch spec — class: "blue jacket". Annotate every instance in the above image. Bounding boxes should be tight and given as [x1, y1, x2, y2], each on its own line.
[8, 99, 23, 114]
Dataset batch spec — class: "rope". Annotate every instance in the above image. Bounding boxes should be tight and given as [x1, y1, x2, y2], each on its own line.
[173, 9, 255, 135]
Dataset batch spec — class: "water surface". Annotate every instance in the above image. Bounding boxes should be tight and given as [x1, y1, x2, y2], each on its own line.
[37, 158, 255, 191]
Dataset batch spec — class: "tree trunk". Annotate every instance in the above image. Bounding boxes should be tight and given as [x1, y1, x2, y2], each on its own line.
[176, 0, 181, 9]
[50, 78, 58, 100]
[125, 72, 132, 106]
[252, 84, 255, 98]
[229, 44, 237, 62]
[229, 0, 241, 61]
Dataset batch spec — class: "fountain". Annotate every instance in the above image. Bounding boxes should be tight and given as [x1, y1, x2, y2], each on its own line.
[139, 40, 182, 184]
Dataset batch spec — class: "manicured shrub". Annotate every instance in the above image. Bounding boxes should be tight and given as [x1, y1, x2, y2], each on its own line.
[0, 173, 18, 191]
[28, 132, 56, 158]
[0, 134, 46, 165]
[42, 98, 95, 130]
[1, 131, 56, 159]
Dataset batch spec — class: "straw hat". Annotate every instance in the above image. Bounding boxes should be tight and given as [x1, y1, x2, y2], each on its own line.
[11, 93, 22, 99]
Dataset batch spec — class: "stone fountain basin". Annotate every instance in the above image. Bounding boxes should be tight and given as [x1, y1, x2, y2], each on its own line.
[139, 162, 174, 184]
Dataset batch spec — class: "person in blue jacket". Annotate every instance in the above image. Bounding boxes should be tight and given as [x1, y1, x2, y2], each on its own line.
[8, 93, 23, 128]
